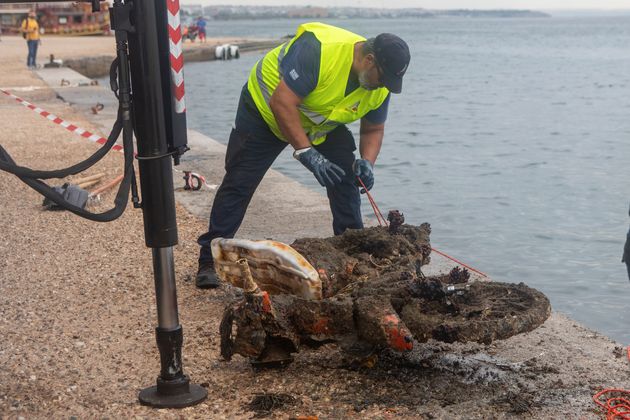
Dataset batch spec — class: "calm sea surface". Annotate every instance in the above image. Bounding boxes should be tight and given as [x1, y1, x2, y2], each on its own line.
[183, 17, 630, 344]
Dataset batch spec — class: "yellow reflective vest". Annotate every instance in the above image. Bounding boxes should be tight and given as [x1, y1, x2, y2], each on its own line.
[247, 22, 390, 145]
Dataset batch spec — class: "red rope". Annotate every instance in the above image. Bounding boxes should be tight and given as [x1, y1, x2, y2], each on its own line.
[357, 177, 387, 226]
[429, 247, 488, 278]
[357, 177, 487, 278]
[593, 389, 630, 419]
[592, 348, 630, 419]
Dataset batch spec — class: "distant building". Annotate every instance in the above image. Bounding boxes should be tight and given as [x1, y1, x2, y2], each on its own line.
[0, 4, 31, 33]
[0, 2, 111, 36]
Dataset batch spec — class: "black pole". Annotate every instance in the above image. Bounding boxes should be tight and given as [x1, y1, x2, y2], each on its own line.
[120, 0, 206, 408]
[4, 0, 206, 408]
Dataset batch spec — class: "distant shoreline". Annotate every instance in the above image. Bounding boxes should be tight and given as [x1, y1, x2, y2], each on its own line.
[430, 9, 550, 18]
[186, 7, 550, 21]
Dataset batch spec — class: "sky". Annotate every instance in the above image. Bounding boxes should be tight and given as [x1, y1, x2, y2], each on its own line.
[181, 0, 630, 10]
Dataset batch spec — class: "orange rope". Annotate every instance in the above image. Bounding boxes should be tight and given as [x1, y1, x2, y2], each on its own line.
[593, 389, 630, 419]
[592, 347, 630, 419]
[357, 177, 387, 226]
[429, 247, 488, 278]
[357, 177, 487, 278]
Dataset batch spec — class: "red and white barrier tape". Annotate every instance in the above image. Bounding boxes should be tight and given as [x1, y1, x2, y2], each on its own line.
[1, 88, 123, 153]
[166, 0, 186, 113]
[0, 89, 216, 190]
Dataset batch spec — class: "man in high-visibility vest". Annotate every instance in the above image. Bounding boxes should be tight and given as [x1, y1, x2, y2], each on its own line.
[20, 11, 40, 69]
[196, 22, 410, 288]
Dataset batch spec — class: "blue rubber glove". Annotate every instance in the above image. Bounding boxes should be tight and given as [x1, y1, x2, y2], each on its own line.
[353, 158, 374, 193]
[295, 147, 345, 188]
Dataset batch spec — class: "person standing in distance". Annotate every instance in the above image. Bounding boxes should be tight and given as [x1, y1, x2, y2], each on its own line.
[21, 11, 40, 69]
[196, 15, 206, 43]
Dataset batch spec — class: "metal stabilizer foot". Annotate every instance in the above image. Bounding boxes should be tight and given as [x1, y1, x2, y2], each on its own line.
[139, 376, 207, 408]
[139, 326, 207, 408]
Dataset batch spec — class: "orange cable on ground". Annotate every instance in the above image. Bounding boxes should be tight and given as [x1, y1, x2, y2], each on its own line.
[592, 347, 630, 419]
[593, 389, 630, 419]
[358, 177, 487, 278]
[90, 174, 124, 196]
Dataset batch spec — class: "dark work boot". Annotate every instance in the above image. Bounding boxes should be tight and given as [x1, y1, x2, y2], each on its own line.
[196, 261, 220, 289]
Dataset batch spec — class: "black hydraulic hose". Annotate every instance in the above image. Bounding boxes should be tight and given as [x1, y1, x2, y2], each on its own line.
[0, 112, 135, 222]
[110, 57, 120, 99]
[0, 112, 122, 179]
[0, 11, 139, 223]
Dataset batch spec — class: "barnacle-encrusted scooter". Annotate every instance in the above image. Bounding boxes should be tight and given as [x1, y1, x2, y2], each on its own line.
[213, 212, 551, 367]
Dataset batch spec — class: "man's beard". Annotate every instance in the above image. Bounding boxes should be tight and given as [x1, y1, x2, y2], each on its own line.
[358, 70, 379, 91]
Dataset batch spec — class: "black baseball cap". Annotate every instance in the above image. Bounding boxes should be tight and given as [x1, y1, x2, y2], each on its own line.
[373, 33, 410, 94]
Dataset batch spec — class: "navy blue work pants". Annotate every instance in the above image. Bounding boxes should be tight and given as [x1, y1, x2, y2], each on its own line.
[197, 96, 362, 264]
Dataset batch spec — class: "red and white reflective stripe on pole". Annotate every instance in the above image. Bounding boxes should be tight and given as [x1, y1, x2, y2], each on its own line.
[1, 89, 218, 191]
[0, 89, 123, 153]
[166, 0, 186, 114]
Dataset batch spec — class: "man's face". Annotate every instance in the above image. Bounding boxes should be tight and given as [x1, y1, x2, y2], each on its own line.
[28, 12, 36, 19]
[358, 54, 384, 91]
